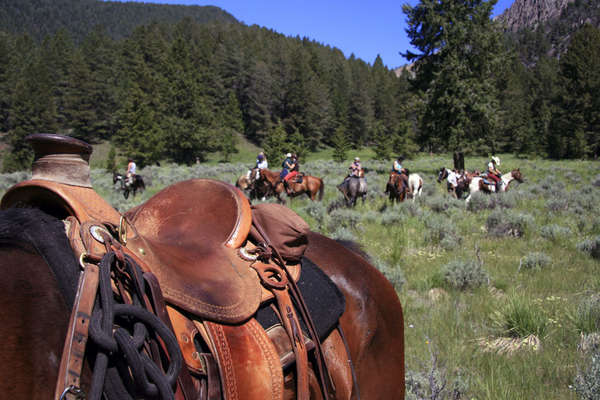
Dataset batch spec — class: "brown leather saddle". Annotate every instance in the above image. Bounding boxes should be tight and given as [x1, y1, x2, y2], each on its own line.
[2, 134, 331, 399]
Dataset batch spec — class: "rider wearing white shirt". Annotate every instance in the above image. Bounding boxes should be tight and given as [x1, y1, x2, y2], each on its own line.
[126, 158, 136, 186]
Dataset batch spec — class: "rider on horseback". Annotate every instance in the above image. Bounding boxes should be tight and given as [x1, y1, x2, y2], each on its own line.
[342, 157, 362, 184]
[253, 152, 268, 180]
[486, 156, 502, 192]
[126, 158, 136, 187]
[280, 152, 297, 195]
[391, 156, 408, 192]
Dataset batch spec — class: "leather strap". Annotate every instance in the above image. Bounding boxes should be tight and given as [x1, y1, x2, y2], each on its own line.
[252, 261, 310, 400]
[54, 260, 99, 400]
[145, 272, 201, 400]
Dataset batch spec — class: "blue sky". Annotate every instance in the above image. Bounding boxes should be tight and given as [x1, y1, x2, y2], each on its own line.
[114, 0, 515, 69]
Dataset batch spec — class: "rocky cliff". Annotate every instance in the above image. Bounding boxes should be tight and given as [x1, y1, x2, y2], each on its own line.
[495, 0, 574, 32]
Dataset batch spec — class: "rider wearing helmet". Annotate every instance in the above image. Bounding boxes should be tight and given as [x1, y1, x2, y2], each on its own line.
[486, 156, 502, 192]
[281, 152, 297, 195]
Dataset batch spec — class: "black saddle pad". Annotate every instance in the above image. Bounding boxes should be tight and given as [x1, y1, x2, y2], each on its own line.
[255, 257, 345, 340]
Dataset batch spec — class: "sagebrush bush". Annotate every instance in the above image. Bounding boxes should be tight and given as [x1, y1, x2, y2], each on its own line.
[441, 259, 489, 290]
[519, 252, 552, 271]
[574, 295, 600, 334]
[546, 197, 569, 212]
[424, 215, 461, 248]
[398, 200, 423, 217]
[327, 208, 361, 231]
[540, 224, 572, 241]
[380, 210, 405, 225]
[573, 350, 600, 399]
[592, 174, 600, 187]
[490, 191, 518, 209]
[486, 210, 533, 237]
[491, 295, 547, 338]
[303, 202, 326, 227]
[467, 192, 493, 211]
[577, 236, 600, 260]
[424, 195, 450, 213]
[330, 226, 355, 241]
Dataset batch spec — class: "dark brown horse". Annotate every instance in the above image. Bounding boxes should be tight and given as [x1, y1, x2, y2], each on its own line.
[385, 172, 410, 202]
[113, 172, 145, 199]
[258, 169, 324, 202]
[0, 207, 405, 400]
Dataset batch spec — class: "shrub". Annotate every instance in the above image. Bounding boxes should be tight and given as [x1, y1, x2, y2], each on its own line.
[424, 195, 450, 213]
[399, 200, 423, 217]
[573, 350, 600, 399]
[540, 224, 572, 241]
[491, 295, 548, 338]
[519, 252, 552, 271]
[330, 226, 355, 241]
[424, 215, 461, 248]
[577, 236, 600, 260]
[574, 295, 600, 334]
[592, 174, 600, 187]
[546, 197, 569, 212]
[406, 345, 469, 400]
[467, 192, 493, 212]
[380, 209, 405, 225]
[490, 191, 518, 209]
[327, 208, 361, 231]
[303, 202, 326, 228]
[486, 210, 533, 237]
[441, 260, 489, 290]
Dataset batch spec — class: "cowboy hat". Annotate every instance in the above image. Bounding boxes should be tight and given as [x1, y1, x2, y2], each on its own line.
[491, 156, 500, 165]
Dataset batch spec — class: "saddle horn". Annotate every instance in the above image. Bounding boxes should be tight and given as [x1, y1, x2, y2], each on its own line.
[26, 133, 93, 187]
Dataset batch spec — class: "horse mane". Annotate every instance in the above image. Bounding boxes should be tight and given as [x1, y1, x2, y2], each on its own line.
[335, 239, 372, 263]
[0, 208, 79, 307]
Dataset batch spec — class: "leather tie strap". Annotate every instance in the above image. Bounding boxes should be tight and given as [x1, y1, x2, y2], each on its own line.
[55, 257, 100, 400]
[252, 262, 310, 400]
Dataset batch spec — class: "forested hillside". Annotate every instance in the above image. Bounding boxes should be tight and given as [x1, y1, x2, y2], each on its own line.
[0, 0, 237, 42]
[0, 0, 598, 173]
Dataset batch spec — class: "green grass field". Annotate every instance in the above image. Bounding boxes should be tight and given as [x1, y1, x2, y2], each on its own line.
[1, 151, 599, 399]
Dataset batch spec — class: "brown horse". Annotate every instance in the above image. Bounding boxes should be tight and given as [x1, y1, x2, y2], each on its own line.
[385, 172, 410, 202]
[258, 169, 324, 202]
[0, 207, 405, 400]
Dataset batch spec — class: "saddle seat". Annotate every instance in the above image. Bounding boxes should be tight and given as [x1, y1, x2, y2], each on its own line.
[124, 179, 263, 323]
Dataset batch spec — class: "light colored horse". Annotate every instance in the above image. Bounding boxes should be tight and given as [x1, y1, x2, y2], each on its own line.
[465, 169, 524, 203]
[408, 173, 423, 201]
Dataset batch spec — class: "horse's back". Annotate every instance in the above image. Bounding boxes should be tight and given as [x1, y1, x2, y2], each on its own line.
[305, 232, 405, 399]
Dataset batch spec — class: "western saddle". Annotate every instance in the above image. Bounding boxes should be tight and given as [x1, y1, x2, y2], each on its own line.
[1, 134, 342, 400]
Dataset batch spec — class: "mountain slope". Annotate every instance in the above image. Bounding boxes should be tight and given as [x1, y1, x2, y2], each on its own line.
[0, 0, 238, 42]
[495, 0, 573, 32]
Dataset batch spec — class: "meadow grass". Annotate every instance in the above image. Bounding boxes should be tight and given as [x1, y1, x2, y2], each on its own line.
[1, 152, 599, 399]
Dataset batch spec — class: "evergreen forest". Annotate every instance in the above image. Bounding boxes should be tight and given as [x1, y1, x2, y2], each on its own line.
[0, 0, 599, 172]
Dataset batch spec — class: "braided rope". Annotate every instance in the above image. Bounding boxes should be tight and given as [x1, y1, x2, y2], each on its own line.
[87, 252, 182, 400]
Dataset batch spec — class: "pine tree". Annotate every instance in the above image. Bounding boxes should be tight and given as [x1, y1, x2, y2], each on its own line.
[3, 45, 58, 172]
[403, 0, 506, 156]
[331, 125, 350, 163]
[263, 122, 287, 166]
[553, 24, 600, 158]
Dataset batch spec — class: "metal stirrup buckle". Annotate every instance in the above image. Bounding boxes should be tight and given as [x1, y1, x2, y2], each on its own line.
[59, 385, 86, 400]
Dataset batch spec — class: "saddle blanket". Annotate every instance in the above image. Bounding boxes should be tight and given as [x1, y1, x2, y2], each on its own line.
[255, 257, 345, 340]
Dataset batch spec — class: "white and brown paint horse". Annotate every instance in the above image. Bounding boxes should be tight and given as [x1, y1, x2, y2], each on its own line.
[465, 168, 524, 203]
